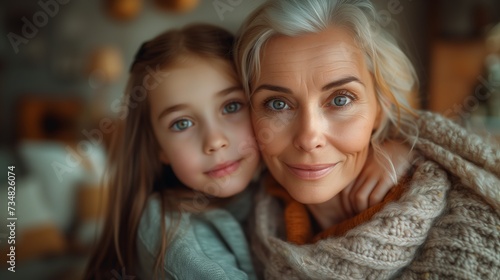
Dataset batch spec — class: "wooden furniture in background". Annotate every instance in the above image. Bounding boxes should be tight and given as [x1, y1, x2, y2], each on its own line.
[16, 96, 84, 143]
[428, 40, 487, 114]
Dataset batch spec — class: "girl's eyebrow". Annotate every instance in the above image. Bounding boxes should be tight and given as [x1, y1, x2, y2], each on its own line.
[157, 86, 242, 121]
[157, 104, 188, 121]
[217, 86, 242, 97]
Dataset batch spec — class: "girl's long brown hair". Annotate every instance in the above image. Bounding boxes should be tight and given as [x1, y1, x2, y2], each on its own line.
[84, 23, 235, 280]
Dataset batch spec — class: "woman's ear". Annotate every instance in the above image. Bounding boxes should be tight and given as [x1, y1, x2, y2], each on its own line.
[159, 151, 169, 164]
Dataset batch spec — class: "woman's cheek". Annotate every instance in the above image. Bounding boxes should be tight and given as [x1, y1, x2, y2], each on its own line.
[252, 119, 285, 158]
[251, 115, 273, 148]
[252, 107, 293, 135]
[235, 122, 259, 159]
[334, 118, 374, 152]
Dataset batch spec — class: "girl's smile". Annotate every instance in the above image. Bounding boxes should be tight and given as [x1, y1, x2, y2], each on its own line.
[205, 160, 242, 178]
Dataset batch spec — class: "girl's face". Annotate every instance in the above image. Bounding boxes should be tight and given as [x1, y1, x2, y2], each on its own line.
[149, 57, 260, 198]
[250, 26, 381, 204]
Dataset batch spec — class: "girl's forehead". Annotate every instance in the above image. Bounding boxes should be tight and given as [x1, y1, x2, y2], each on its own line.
[164, 55, 238, 83]
[147, 56, 241, 115]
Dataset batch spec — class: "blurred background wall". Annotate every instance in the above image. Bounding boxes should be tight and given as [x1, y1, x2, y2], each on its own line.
[1, 0, 500, 279]
[0, 0, 269, 146]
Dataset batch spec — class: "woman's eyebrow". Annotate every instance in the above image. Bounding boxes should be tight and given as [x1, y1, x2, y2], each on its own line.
[322, 76, 365, 91]
[253, 84, 293, 95]
[253, 76, 364, 96]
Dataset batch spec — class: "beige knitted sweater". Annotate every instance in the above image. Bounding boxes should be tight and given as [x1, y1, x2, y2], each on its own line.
[252, 112, 500, 279]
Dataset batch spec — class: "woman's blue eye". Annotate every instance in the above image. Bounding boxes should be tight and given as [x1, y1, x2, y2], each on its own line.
[266, 99, 289, 111]
[223, 102, 242, 114]
[171, 119, 193, 131]
[331, 95, 352, 107]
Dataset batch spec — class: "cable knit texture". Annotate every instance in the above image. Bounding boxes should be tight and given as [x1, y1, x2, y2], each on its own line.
[251, 111, 500, 279]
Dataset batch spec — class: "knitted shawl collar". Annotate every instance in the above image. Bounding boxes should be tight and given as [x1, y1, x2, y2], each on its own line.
[252, 111, 500, 279]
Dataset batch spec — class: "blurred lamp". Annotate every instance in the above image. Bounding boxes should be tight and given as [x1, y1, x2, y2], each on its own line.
[486, 23, 500, 54]
[105, 0, 143, 21]
[154, 0, 199, 13]
[86, 46, 124, 122]
[87, 46, 123, 87]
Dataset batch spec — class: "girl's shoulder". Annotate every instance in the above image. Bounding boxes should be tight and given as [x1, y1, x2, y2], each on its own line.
[139, 184, 256, 232]
[136, 193, 256, 279]
[137, 191, 254, 254]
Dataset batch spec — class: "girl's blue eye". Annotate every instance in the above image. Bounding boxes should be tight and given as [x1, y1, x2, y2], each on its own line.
[265, 99, 289, 111]
[331, 95, 352, 107]
[171, 119, 193, 131]
[223, 102, 242, 114]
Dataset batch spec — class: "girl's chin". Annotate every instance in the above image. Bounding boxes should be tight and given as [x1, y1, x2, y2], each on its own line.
[210, 185, 247, 198]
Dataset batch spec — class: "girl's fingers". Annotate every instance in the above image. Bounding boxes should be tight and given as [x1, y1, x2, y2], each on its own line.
[369, 179, 392, 208]
[352, 178, 377, 213]
[340, 182, 355, 218]
[349, 171, 368, 213]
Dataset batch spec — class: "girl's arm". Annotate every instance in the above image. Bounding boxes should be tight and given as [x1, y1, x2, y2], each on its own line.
[339, 140, 414, 215]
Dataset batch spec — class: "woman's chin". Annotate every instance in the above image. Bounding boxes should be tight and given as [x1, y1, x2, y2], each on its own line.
[286, 188, 336, 205]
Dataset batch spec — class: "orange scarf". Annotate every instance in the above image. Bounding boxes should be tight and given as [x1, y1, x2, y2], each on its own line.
[265, 174, 407, 245]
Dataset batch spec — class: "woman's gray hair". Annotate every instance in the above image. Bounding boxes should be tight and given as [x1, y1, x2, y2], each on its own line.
[235, 0, 419, 183]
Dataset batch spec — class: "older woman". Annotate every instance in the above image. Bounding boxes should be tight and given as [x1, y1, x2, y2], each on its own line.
[236, 0, 500, 279]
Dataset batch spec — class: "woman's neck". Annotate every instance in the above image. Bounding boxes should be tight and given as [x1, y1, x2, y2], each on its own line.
[306, 195, 353, 230]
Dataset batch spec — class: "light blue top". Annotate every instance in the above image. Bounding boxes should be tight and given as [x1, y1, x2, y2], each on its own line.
[136, 187, 257, 280]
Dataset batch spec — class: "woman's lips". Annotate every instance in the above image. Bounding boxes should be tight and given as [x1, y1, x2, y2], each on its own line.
[285, 163, 337, 180]
[206, 160, 241, 178]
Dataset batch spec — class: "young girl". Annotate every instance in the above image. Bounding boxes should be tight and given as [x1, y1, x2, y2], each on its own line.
[84, 23, 260, 280]
[84, 23, 413, 280]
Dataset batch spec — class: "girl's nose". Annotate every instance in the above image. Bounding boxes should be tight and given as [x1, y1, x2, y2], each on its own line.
[203, 127, 229, 154]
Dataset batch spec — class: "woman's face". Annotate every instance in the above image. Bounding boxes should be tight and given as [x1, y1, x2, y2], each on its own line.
[251, 26, 381, 204]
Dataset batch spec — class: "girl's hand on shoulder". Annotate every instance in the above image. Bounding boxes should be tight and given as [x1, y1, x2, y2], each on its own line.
[340, 140, 414, 215]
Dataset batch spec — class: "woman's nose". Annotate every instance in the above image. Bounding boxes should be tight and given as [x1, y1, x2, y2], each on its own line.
[203, 127, 229, 154]
[293, 107, 326, 152]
